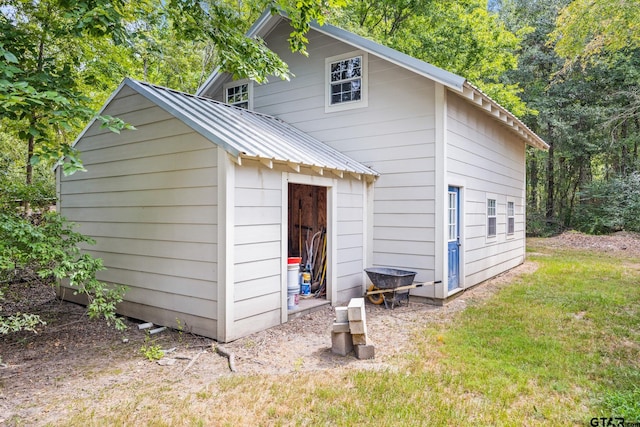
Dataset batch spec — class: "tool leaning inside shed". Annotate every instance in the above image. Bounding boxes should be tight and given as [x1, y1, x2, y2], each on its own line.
[364, 268, 442, 309]
[310, 228, 327, 297]
[291, 225, 327, 298]
[288, 183, 328, 302]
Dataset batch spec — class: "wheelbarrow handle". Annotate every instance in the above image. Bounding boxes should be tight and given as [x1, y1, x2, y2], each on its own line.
[364, 280, 443, 296]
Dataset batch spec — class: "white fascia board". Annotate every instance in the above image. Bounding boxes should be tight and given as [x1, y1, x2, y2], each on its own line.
[461, 82, 549, 150]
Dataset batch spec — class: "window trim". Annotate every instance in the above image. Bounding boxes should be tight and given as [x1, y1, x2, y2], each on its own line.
[223, 79, 253, 110]
[487, 198, 497, 238]
[325, 51, 368, 113]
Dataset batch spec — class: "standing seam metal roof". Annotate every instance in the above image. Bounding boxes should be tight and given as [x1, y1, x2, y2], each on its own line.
[125, 78, 378, 177]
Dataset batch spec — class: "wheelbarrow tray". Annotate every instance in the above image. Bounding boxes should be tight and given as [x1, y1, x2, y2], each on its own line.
[364, 267, 417, 290]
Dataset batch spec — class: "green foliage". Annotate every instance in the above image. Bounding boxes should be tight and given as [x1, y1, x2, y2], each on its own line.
[0, 306, 46, 334]
[573, 173, 640, 234]
[140, 335, 164, 361]
[0, 1, 138, 181]
[497, 0, 640, 234]
[551, 0, 640, 67]
[334, 0, 531, 115]
[1, 0, 338, 179]
[0, 212, 127, 333]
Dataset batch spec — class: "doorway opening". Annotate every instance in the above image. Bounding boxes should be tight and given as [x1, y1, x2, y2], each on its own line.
[288, 183, 328, 311]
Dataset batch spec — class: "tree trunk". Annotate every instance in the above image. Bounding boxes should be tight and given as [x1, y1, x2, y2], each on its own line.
[528, 149, 539, 211]
[634, 117, 639, 168]
[546, 141, 555, 221]
[26, 134, 34, 185]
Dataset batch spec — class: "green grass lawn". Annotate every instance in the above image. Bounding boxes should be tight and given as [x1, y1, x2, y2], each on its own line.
[65, 240, 640, 426]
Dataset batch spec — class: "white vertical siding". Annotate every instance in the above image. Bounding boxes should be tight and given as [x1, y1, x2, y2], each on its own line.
[58, 89, 219, 338]
[446, 92, 526, 287]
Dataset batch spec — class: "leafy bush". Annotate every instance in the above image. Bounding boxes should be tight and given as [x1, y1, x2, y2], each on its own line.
[572, 173, 640, 234]
[0, 212, 127, 333]
[526, 210, 565, 237]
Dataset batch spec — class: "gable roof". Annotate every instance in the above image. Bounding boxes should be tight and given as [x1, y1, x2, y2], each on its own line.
[197, 10, 466, 96]
[196, 10, 548, 150]
[66, 78, 379, 179]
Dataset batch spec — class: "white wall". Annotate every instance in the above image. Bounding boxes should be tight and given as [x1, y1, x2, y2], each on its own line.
[336, 178, 367, 302]
[59, 86, 219, 338]
[446, 92, 526, 288]
[225, 160, 367, 340]
[208, 22, 438, 285]
[230, 160, 283, 340]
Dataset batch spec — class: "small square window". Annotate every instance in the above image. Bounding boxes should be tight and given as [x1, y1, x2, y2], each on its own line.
[224, 81, 252, 109]
[325, 52, 368, 112]
[329, 56, 363, 106]
[487, 199, 497, 237]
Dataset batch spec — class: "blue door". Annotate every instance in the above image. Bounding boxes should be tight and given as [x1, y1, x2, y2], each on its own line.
[447, 186, 460, 291]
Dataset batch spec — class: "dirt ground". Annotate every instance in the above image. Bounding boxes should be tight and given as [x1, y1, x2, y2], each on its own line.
[1, 231, 640, 425]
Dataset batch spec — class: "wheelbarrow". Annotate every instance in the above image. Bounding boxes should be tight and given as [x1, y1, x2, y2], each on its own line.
[364, 268, 437, 309]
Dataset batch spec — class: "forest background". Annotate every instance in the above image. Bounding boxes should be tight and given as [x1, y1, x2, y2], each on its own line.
[1, 0, 639, 331]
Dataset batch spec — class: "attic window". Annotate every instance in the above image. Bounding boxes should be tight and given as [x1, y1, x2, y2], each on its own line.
[224, 80, 252, 109]
[325, 51, 368, 113]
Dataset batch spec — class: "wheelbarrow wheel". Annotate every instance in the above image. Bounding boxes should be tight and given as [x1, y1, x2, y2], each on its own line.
[367, 285, 385, 305]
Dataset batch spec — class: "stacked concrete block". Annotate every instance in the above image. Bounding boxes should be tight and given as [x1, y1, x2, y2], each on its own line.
[331, 298, 375, 359]
[331, 307, 353, 356]
[348, 298, 368, 346]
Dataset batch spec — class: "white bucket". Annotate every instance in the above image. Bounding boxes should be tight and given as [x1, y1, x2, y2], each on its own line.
[287, 263, 299, 310]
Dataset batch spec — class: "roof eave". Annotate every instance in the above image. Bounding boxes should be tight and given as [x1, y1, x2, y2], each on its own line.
[238, 153, 379, 179]
[308, 21, 465, 92]
[53, 78, 131, 172]
[460, 82, 549, 150]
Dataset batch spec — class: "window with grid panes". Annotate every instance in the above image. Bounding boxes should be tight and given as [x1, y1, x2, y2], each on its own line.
[487, 199, 497, 237]
[507, 201, 515, 235]
[225, 83, 249, 109]
[329, 56, 362, 105]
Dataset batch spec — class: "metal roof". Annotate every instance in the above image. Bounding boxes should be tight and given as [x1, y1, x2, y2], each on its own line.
[123, 78, 379, 177]
[308, 22, 466, 91]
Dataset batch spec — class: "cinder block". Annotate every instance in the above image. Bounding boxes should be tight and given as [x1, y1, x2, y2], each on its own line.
[332, 322, 350, 333]
[349, 319, 367, 335]
[351, 333, 368, 346]
[331, 331, 353, 356]
[354, 344, 375, 360]
[335, 306, 349, 323]
[348, 298, 366, 322]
